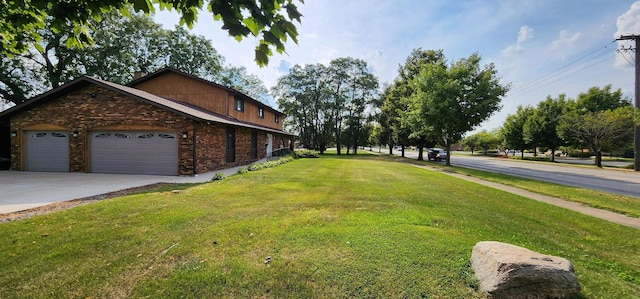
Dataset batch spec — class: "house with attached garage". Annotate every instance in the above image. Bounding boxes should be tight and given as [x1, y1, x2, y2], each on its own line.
[0, 68, 294, 176]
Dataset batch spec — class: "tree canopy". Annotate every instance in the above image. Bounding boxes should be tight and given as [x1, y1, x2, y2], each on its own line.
[0, 0, 303, 66]
[377, 49, 444, 159]
[500, 105, 534, 158]
[558, 106, 633, 167]
[501, 85, 633, 166]
[557, 86, 633, 167]
[410, 52, 509, 165]
[463, 130, 500, 155]
[0, 11, 271, 107]
[272, 58, 378, 154]
[523, 94, 568, 161]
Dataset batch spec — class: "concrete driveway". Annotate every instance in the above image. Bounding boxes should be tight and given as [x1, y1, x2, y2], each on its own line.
[0, 167, 243, 214]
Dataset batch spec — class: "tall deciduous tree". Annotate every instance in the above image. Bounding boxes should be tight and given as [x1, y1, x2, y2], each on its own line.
[273, 58, 378, 154]
[326, 58, 378, 155]
[377, 49, 444, 159]
[0, 11, 275, 109]
[411, 52, 509, 165]
[341, 62, 378, 154]
[556, 85, 632, 167]
[399, 49, 445, 160]
[500, 105, 534, 158]
[464, 130, 500, 155]
[462, 133, 480, 155]
[273, 64, 333, 153]
[1, 0, 303, 66]
[524, 95, 568, 161]
[558, 106, 633, 167]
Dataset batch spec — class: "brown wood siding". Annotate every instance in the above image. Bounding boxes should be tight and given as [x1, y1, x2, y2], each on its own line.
[228, 95, 283, 130]
[133, 72, 284, 130]
[133, 72, 228, 115]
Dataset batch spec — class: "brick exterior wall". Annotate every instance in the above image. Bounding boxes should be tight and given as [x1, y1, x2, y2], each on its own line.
[9, 83, 280, 175]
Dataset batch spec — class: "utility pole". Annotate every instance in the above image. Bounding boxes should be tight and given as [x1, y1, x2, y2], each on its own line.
[617, 34, 640, 171]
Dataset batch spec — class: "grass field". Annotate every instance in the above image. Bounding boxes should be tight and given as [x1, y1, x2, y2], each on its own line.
[381, 152, 640, 218]
[1, 153, 639, 298]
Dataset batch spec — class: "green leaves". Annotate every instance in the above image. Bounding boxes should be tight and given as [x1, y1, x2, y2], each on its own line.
[131, 0, 155, 14]
[400, 50, 509, 163]
[1, 0, 303, 67]
[243, 17, 261, 36]
[255, 42, 272, 66]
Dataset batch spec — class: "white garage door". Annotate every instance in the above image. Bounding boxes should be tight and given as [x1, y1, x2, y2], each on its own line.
[25, 131, 69, 172]
[90, 131, 178, 175]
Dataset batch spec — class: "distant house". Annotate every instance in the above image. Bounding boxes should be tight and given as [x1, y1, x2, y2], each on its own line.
[0, 68, 294, 176]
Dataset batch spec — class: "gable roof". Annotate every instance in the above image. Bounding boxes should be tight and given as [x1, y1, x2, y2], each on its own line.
[127, 67, 284, 116]
[0, 76, 293, 136]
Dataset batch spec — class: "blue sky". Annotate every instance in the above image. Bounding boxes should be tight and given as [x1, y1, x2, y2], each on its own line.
[154, 0, 640, 132]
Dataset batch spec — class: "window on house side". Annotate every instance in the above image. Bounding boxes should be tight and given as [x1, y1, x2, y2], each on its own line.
[258, 107, 264, 118]
[234, 98, 244, 112]
[275, 114, 279, 123]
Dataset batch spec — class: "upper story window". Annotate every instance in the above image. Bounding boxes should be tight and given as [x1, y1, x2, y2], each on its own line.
[258, 107, 264, 119]
[234, 98, 244, 112]
[275, 114, 280, 123]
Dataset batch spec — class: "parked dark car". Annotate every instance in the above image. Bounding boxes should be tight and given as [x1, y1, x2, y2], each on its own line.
[427, 148, 447, 161]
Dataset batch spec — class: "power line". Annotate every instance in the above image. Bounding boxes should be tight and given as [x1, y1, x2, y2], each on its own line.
[507, 42, 615, 97]
[617, 45, 636, 66]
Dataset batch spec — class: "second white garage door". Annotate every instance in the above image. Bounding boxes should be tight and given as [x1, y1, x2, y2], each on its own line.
[90, 131, 178, 175]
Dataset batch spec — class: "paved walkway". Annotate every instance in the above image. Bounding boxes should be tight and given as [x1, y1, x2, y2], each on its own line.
[416, 164, 640, 229]
[0, 162, 256, 214]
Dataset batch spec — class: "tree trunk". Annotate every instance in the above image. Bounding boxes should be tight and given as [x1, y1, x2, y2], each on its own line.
[521, 149, 524, 159]
[417, 141, 424, 161]
[550, 149, 556, 162]
[445, 144, 452, 166]
[595, 150, 603, 168]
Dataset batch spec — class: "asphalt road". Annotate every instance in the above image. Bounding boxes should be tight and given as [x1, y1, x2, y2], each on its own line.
[392, 150, 640, 198]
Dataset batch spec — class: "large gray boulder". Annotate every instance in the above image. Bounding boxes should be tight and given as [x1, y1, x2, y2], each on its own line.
[470, 241, 581, 299]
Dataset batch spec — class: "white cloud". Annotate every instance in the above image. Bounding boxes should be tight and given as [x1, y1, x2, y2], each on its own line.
[614, 1, 640, 67]
[502, 44, 524, 56]
[517, 25, 534, 43]
[549, 30, 582, 60]
[501, 26, 534, 56]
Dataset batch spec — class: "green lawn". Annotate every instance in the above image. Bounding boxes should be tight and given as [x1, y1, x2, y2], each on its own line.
[1, 154, 639, 298]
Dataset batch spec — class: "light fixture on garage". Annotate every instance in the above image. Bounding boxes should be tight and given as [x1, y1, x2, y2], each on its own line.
[10, 131, 17, 137]
[182, 132, 188, 139]
[72, 130, 79, 138]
